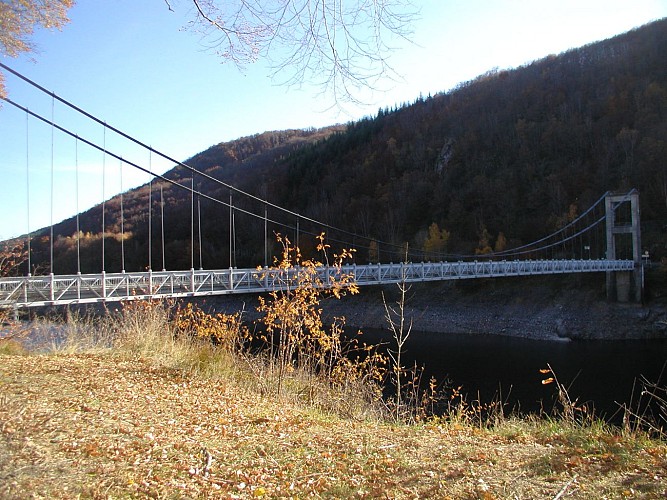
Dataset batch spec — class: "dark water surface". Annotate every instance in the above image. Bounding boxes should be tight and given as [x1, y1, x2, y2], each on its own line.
[360, 329, 667, 421]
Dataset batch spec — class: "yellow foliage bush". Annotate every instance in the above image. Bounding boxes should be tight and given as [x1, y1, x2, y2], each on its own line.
[173, 302, 248, 351]
[256, 233, 386, 397]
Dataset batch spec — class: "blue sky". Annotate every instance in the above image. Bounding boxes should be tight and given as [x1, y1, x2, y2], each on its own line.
[0, 0, 665, 240]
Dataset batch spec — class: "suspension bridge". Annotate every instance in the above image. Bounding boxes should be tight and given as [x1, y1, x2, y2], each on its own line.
[0, 64, 643, 309]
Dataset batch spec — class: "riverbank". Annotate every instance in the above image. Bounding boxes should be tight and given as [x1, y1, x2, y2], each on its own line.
[206, 273, 667, 341]
[2, 292, 666, 498]
[326, 276, 667, 340]
[2, 351, 666, 498]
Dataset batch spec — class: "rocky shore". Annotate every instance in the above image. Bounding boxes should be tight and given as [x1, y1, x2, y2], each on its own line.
[208, 274, 667, 341]
[24, 271, 664, 342]
[324, 282, 667, 341]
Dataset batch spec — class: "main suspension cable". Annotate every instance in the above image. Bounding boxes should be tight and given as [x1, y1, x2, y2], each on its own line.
[2, 64, 624, 264]
[0, 62, 414, 255]
[487, 191, 610, 258]
[1, 96, 298, 232]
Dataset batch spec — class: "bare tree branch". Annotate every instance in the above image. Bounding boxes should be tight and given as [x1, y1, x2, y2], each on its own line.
[1, 1, 417, 105]
[0, 0, 74, 98]
[177, 0, 418, 104]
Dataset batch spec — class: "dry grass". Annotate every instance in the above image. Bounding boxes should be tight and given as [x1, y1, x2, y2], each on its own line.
[1, 351, 666, 498]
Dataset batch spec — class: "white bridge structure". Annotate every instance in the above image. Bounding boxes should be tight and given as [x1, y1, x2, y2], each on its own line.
[0, 258, 635, 308]
[0, 64, 644, 309]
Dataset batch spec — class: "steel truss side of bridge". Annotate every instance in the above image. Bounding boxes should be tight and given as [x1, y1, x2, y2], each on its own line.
[0, 259, 635, 308]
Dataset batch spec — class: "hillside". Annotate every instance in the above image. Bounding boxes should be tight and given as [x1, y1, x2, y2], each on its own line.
[272, 19, 667, 260]
[20, 19, 667, 274]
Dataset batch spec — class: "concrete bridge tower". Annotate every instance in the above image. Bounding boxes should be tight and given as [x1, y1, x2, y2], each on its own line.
[605, 190, 642, 302]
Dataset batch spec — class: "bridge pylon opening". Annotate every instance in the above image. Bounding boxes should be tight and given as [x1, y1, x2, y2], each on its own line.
[605, 190, 642, 303]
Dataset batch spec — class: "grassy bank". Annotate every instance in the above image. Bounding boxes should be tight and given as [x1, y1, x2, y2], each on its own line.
[1, 302, 666, 498]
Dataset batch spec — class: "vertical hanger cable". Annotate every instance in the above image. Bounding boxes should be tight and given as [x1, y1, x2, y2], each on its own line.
[264, 205, 268, 268]
[75, 137, 80, 273]
[120, 158, 125, 272]
[49, 94, 54, 274]
[148, 149, 152, 271]
[101, 125, 106, 272]
[25, 110, 31, 275]
[197, 192, 203, 269]
[160, 184, 165, 271]
[190, 175, 194, 270]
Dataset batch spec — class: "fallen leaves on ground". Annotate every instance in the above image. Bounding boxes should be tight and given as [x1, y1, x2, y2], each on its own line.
[1, 353, 665, 498]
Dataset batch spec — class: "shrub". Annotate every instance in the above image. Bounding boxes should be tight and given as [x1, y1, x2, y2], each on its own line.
[256, 233, 386, 405]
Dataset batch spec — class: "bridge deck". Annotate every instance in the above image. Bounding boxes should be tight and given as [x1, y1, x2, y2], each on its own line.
[0, 259, 635, 308]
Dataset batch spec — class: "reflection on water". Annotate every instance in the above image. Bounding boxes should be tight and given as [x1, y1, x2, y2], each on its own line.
[361, 329, 667, 421]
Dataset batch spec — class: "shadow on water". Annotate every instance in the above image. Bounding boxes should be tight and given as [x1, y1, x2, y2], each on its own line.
[359, 328, 667, 423]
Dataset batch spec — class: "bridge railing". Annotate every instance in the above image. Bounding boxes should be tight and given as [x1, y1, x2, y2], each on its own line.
[0, 259, 635, 308]
[344, 258, 635, 284]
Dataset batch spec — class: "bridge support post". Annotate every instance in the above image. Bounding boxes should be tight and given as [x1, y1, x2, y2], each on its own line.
[605, 190, 642, 302]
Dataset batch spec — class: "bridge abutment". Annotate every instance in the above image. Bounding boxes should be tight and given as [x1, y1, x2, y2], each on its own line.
[605, 190, 642, 303]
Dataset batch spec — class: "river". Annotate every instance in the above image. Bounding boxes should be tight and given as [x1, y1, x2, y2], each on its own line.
[361, 328, 667, 423]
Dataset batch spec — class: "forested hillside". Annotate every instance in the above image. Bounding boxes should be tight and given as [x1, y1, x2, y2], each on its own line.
[23, 19, 667, 273]
[272, 19, 667, 259]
